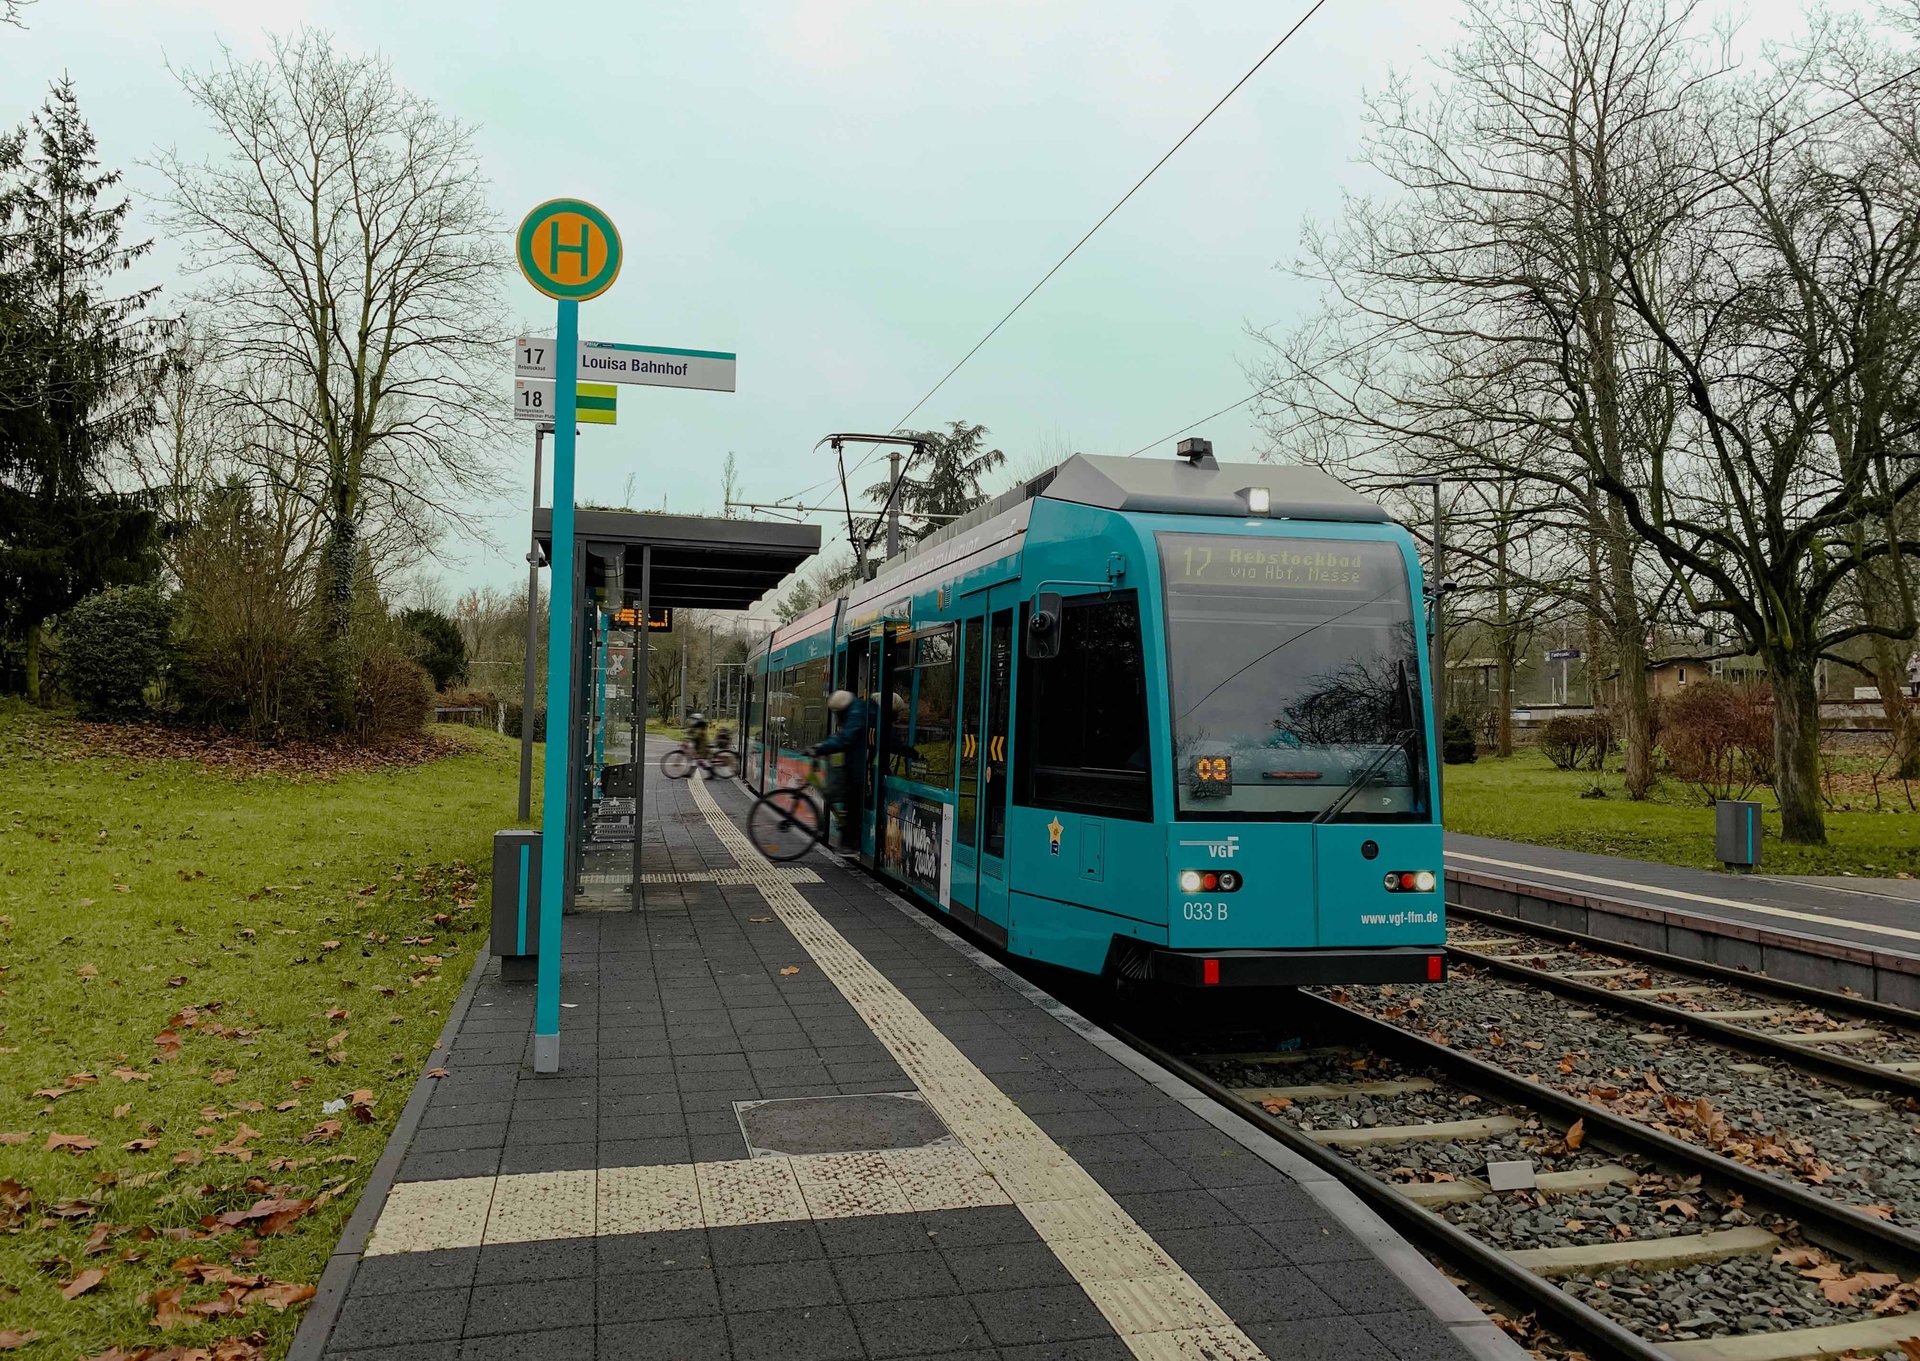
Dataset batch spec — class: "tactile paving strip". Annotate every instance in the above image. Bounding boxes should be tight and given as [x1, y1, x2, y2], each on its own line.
[363, 1145, 1006, 1254]
[686, 777, 1267, 1361]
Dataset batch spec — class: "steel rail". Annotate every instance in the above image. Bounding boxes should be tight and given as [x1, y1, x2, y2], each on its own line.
[1106, 1021, 1674, 1361]
[1449, 900, 1920, 1030]
[1446, 944, 1920, 1100]
[1292, 991, 1920, 1277]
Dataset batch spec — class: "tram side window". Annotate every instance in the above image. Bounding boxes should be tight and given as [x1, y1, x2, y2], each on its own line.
[1016, 592, 1152, 821]
[745, 669, 765, 784]
[792, 656, 830, 751]
[896, 627, 956, 787]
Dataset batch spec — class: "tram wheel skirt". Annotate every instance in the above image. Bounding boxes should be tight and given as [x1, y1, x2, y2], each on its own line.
[1140, 945, 1448, 988]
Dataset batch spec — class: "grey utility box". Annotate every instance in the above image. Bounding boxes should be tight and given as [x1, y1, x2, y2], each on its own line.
[1715, 800, 1762, 871]
[491, 829, 542, 982]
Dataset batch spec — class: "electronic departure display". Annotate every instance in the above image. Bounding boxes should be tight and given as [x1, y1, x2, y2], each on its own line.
[1165, 537, 1375, 593]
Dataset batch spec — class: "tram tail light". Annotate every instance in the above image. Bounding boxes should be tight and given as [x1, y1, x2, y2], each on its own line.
[1202, 958, 1221, 986]
[1178, 870, 1243, 893]
[1383, 870, 1438, 893]
[1427, 954, 1445, 981]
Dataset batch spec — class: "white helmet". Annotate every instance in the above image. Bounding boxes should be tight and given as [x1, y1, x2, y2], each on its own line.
[690, 712, 705, 723]
[827, 690, 855, 712]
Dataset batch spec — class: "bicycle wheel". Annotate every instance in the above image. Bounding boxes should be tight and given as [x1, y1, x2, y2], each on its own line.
[659, 748, 692, 779]
[747, 788, 825, 861]
[709, 750, 738, 779]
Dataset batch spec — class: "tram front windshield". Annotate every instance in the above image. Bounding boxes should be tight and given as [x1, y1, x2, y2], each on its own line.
[1159, 534, 1430, 822]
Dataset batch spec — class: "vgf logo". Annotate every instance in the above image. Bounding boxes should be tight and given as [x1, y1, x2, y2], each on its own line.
[1178, 835, 1239, 859]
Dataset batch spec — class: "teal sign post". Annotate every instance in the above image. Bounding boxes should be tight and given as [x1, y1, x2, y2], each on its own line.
[518, 198, 622, 1074]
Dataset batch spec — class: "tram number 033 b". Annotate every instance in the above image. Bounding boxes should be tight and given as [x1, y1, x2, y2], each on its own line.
[1182, 901, 1230, 921]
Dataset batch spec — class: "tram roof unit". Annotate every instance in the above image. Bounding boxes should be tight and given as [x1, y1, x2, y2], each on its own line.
[869, 452, 1388, 585]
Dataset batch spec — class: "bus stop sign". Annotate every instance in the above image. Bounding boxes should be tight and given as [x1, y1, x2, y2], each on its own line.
[517, 199, 622, 301]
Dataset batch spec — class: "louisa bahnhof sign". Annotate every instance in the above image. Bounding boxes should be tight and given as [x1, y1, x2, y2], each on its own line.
[515, 336, 737, 393]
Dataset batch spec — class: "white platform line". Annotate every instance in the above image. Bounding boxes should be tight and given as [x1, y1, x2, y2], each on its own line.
[687, 776, 1266, 1360]
[1447, 850, 1920, 948]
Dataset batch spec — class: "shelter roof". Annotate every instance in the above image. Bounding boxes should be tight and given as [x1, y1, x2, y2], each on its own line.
[533, 507, 819, 610]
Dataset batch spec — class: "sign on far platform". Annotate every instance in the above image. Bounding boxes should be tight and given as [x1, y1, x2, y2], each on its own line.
[515, 337, 736, 393]
[516, 199, 622, 301]
[514, 380, 616, 424]
[614, 606, 674, 632]
[1547, 648, 1583, 661]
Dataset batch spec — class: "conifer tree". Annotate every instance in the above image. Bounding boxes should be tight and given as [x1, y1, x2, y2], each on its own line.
[0, 79, 163, 700]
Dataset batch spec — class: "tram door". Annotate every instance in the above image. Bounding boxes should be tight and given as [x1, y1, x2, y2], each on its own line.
[848, 632, 886, 864]
[970, 589, 1018, 938]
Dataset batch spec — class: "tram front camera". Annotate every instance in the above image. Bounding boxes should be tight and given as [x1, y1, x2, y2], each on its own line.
[1027, 592, 1062, 659]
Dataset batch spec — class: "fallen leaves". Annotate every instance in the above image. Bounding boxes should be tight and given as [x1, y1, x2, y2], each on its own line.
[209, 1069, 238, 1086]
[1259, 1096, 1294, 1114]
[113, 1068, 151, 1083]
[62, 1267, 106, 1299]
[779, 966, 801, 976]
[348, 1091, 377, 1122]
[0, 1331, 42, 1351]
[0, 1180, 31, 1231]
[46, 1133, 99, 1155]
[424, 1068, 448, 1080]
[301, 1120, 342, 1145]
[153, 1030, 182, 1062]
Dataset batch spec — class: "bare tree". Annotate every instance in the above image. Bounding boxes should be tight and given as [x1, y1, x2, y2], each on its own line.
[153, 30, 509, 726]
[1252, 0, 1714, 800]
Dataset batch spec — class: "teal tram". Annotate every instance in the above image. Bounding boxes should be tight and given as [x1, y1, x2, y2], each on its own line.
[741, 444, 1447, 987]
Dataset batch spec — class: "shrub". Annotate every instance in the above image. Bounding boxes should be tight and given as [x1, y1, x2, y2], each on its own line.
[1540, 713, 1615, 770]
[399, 607, 467, 690]
[441, 685, 501, 726]
[58, 585, 174, 719]
[355, 648, 432, 740]
[171, 484, 328, 742]
[503, 702, 545, 741]
[1663, 680, 1773, 803]
[1441, 712, 1478, 764]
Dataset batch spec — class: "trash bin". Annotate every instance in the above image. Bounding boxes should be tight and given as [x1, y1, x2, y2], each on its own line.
[491, 829, 542, 982]
[1715, 800, 1762, 871]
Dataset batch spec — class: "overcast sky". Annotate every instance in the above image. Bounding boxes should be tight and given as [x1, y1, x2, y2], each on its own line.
[2, 0, 1817, 611]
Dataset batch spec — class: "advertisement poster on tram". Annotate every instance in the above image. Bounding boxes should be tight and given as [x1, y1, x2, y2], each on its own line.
[881, 794, 952, 908]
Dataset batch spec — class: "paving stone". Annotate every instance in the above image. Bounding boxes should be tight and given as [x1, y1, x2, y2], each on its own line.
[1244, 1315, 1397, 1361]
[458, 1326, 595, 1360]
[831, 1248, 961, 1302]
[850, 1295, 989, 1357]
[717, 1257, 843, 1312]
[347, 1248, 478, 1297]
[916, 1204, 1036, 1249]
[1301, 1256, 1423, 1315]
[473, 1237, 595, 1285]
[968, 1283, 1113, 1347]
[331, 1286, 471, 1351]
[327, 1344, 462, 1361]
[725, 1303, 864, 1361]
[817, 1212, 938, 1259]
[707, 1219, 825, 1266]
[595, 1323, 731, 1361]
[1361, 1308, 1481, 1361]
[940, 1239, 1074, 1292]
[596, 1266, 720, 1323]
[398, 1146, 502, 1183]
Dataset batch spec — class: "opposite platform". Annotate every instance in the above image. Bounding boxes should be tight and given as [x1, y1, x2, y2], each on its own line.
[290, 763, 1522, 1361]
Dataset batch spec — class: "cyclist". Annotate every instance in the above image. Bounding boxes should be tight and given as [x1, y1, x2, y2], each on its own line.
[809, 690, 873, 850]
[685, 712, 715, 775]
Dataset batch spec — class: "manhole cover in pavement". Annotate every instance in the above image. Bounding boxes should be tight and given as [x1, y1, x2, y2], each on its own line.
[734, 1091, 951, 1158]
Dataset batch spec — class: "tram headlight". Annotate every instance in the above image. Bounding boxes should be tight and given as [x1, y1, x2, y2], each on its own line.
[1179, 870, 1203, 893]
[1384, 870, 1439, 893]
[1413, 870, 1437, 893]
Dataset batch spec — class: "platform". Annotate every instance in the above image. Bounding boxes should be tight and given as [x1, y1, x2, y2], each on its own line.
[290, 765, 1518, 1361]
[1448, 834, 1920, 1006]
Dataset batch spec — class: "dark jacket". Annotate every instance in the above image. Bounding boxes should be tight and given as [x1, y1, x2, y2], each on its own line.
[814, 696, 874, 757]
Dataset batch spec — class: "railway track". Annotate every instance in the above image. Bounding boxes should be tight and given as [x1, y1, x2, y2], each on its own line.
[1108, 991, 1920, 1361]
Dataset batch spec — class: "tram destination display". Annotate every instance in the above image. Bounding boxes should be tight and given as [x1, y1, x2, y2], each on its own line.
[1165, 536, 1381, 594]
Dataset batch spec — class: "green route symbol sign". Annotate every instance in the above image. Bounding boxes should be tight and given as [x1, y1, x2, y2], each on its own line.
[516, 198, 622, 301]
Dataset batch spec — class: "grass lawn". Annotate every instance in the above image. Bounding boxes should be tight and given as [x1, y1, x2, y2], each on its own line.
[0, 703, 533, 1358]
[1446, 747, 1920, 876]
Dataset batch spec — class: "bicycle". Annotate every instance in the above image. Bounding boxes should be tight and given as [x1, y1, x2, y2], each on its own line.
[745, 757, 829, 861]
[660, 739, 737, 780]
